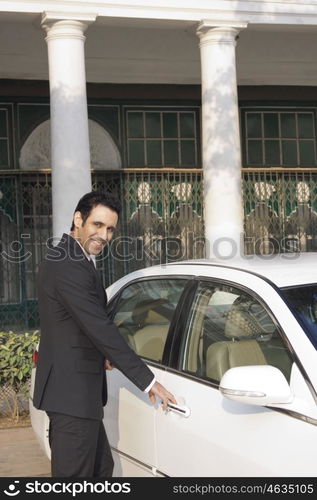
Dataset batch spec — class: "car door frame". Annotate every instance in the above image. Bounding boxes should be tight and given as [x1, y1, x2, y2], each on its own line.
[167, 273, 317, 407]
[107, 273, 195, 368]
[154, 270, 317, 476]
[105, 274, 195, 475]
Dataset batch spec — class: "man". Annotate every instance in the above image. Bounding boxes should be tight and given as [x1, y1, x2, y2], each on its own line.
[33, 191, 176, 477]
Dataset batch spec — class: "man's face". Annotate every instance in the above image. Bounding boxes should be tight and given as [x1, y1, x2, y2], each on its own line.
[73, 204, 118, 255]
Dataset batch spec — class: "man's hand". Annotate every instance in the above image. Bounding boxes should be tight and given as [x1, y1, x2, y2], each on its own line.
[104, 359, 114, 370]
[148, 381, 177, 410]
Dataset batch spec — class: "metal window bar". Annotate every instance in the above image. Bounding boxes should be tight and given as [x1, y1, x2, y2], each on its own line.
[1, 167, 317, 331]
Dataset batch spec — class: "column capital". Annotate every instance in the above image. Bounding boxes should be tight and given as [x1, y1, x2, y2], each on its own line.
[197, 20, 248, 46]
[41, 11, 97, 40]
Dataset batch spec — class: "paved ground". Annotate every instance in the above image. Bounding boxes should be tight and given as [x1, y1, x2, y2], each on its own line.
[0, 425, 51, 477]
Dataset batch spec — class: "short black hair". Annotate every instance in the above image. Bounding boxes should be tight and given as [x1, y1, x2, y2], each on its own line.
[70, 191, 122, 231]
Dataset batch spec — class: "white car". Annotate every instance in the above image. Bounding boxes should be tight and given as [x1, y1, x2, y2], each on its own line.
[30, 253, 317, 476]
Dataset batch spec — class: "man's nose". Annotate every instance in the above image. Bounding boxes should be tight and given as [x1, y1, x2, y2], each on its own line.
[99, 228, 112, 242]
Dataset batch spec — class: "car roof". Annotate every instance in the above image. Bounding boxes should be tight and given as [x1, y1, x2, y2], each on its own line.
[139, 252, 317, 288]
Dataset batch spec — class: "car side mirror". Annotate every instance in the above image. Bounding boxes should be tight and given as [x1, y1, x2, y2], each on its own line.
[219, 365, 293, 407]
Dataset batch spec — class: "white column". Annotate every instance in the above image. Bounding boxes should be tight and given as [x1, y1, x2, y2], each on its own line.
[197, 21, 248, 259]
[42, 12, 96, 240]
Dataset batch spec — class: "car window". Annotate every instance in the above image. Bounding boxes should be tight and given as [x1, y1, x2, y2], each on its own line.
[180, 281, 293, 383]
[113, 278, 187, 363]
[282, 284, 317, 350]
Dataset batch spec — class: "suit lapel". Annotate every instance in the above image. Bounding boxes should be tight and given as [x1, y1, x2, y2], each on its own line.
[59, 234, 107, 306]
[94, 266, 108, 306]
[83, 253, 107, 306]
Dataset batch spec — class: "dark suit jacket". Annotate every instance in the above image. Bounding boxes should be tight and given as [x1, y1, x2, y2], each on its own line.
[33, 233, 154, 420]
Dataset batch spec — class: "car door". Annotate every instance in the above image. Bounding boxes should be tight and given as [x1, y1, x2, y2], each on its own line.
[155, 276, 317, 476]
[103, 276, 188, 477]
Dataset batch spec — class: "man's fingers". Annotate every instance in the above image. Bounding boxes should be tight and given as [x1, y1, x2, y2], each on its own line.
[149, 392, 156, 404]
[167, 392, 177, 405]
[161, 393, 176, 410]
[161, 398, 169, 410]
[149, 382, 176, 409]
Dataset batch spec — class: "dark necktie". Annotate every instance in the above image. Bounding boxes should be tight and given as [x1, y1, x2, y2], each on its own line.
[88, 258, 96, 272]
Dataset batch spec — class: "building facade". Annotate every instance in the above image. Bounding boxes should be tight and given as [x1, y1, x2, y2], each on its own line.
[1, 1, 317, 329]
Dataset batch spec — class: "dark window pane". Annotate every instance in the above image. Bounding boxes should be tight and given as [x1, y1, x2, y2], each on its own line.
[127, 112, 144, 138]
[247, 140, 263, 164]
[265, 140, 280, 165]
[0, 140, 8, 165]
[282, 141, 297, 165]
[128, 140, 145, 166]
[180, 113, 195, 138]
[298, 113, 314, 138]
[264, 113, 279, 138]
[246, 113, 262, 138]
[164, 140, 178, 165]
[147, 140, 162, 165]
[180, 141, 196, 165]
[146, 113, 161, 138]
[299, 141, 316, 165]
[281, 113, 296, 138]
[163, 113, 178, 138]
[0, 111, 7, 137]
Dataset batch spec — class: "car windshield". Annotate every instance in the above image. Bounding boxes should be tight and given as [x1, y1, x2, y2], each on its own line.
[282, 284, 317, 350]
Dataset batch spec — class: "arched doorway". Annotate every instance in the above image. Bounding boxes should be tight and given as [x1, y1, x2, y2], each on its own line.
[19, 119, 122, 170]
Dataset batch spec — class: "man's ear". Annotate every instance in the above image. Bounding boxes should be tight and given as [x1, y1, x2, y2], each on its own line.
[73, 211, 83, 229]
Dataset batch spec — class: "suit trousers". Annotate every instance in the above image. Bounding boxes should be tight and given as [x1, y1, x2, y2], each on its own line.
[47, 412, 114, 477]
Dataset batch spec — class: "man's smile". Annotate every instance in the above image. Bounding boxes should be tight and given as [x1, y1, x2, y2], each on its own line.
[88, 238, 107, 252]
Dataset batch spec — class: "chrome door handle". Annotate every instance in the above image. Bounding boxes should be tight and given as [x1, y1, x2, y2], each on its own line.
[166, 402, 191, 418]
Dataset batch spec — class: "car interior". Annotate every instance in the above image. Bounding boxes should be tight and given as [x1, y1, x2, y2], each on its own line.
[186, 287, 293, 383]
[117, 298, 172, 362]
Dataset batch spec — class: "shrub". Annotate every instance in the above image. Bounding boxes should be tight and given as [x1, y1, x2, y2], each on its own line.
[0, 330, 40, 422]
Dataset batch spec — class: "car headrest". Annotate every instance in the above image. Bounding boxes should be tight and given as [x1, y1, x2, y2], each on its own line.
[132, 298, 170, 327]
[224, 296, 275, 340]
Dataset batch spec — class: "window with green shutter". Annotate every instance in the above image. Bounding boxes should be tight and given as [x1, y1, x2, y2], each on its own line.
[126, 108, 199, 168]
[243, 108, 317, 167]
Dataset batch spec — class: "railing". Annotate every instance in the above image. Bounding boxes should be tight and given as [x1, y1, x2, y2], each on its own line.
[243, 168, 317, 254]
[1, 167, 317, 330]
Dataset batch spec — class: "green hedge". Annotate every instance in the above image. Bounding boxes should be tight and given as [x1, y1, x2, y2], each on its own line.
[0, 330, 40, 421]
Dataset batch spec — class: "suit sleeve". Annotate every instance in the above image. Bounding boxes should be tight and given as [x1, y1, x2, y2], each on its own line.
[54, 262, 154, 392]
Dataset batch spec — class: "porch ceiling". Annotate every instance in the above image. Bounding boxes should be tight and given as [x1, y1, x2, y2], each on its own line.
[1, 12, 317, 86]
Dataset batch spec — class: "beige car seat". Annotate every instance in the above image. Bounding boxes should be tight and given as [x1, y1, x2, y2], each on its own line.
[205, 298, 269, 381]
[129, 299, 171, 361]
